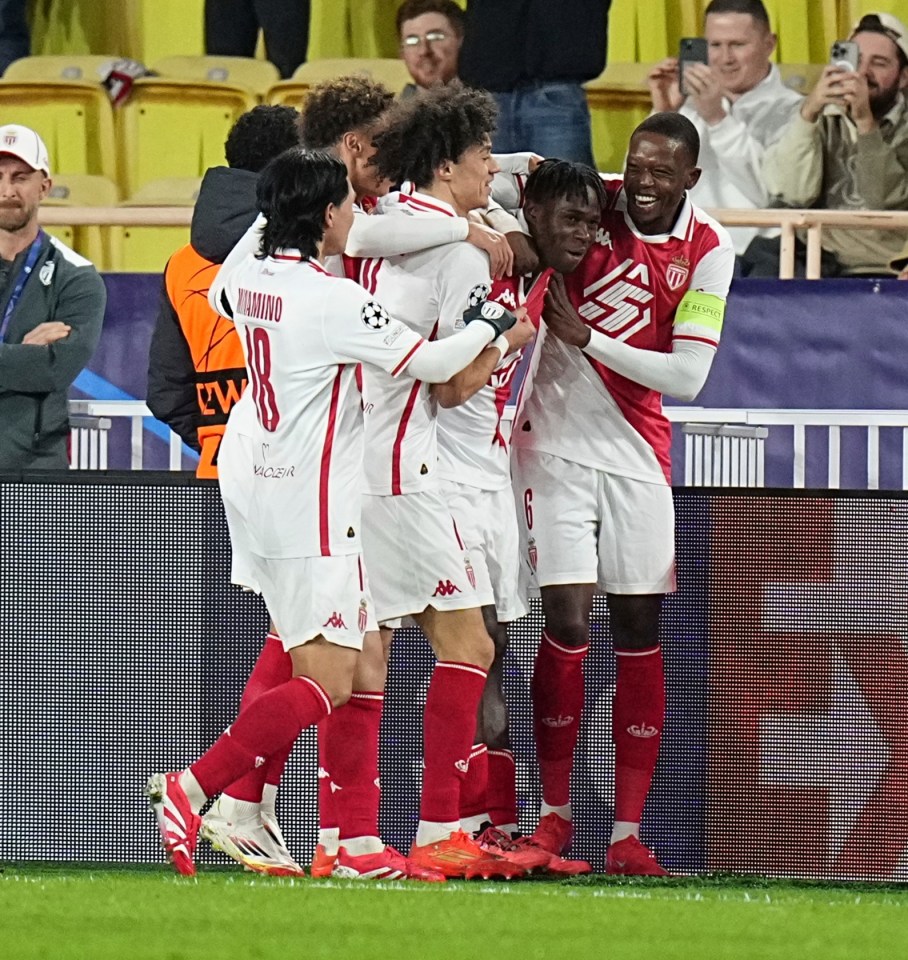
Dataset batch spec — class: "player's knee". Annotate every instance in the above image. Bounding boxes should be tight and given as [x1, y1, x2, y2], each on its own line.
[545, 617, 590, 649]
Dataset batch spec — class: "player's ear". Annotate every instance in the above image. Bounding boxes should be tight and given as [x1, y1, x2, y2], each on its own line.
[342, 130, 361, 156]
[324, 203, 336, 230]
[685, 166, 702, 191]
[435, 158, 454, 182]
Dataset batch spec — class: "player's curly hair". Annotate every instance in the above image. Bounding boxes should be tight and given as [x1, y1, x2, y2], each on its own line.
[299, 75, 396, 149]
[371, 81, 497, 189]
[524, 159, 606, 212]
[634, 112, 701, 165]
[224, 105, 301, 173]
[256, 148, 349, 260]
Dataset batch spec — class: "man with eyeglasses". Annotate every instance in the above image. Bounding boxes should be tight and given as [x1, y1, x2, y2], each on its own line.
[397, 0, 465, 96]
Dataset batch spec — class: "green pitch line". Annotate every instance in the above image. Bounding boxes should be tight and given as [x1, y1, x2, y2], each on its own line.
[2, 864, 906, 960]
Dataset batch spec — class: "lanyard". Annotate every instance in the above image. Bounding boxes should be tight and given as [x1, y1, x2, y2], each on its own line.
[0, 231, 45, 343]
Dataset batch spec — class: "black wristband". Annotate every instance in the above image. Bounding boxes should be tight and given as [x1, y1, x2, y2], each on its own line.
[462, 299, 517, 338]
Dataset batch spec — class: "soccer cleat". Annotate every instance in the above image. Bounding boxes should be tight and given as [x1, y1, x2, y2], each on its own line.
[475, 826, 550, 872]
[509, 834, 592, 876]
[309, 843, 337, 878]
[260, 810, 301, 871]
[201, 806, 305, 878]
[145, 772, 201, 877]
[530, 812, 573, 855]
[333, 845, 446, 883]
[605, 835, 669, 876]
[409, 829, 523, 879]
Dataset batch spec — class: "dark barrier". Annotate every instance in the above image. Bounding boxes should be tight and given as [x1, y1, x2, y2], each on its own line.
[1, 475, 905, 880]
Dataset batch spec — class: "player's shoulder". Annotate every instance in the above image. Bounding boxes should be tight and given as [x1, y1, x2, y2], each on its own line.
[688, 201, 734, 256]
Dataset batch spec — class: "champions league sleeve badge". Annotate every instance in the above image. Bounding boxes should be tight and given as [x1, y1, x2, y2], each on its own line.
[361, 300, 392, 329]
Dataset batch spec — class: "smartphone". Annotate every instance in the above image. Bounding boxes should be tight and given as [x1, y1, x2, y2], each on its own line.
[830, 40, 859, 72]
[679, 37, 709, 96]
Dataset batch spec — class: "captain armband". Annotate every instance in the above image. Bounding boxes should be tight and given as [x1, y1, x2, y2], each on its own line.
[673, 291, 726, 335]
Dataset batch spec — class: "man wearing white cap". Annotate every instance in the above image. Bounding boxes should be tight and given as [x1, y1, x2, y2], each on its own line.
[0, 123, 106, 471]
[763, 11, 908, 276]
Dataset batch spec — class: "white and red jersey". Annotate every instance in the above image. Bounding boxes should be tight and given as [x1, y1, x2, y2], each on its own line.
[220, 251, 425, 558]
[350, 188, 494, 497]
[436, 269, 551, 491]
[512, 178, 734, 484]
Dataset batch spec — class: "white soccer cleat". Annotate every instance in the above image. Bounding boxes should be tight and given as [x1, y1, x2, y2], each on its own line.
[201, 800, 305, 878]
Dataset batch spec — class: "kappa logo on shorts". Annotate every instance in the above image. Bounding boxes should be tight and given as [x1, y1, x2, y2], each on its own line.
[323, 611, 348, 629]
[432, 579, 462, 598]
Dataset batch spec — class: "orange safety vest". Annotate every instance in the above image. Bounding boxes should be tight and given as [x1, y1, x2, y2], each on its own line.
[164, 244, 247, 479]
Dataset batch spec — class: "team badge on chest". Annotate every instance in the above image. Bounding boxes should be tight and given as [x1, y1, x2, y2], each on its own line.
[666, 256, 690, 291]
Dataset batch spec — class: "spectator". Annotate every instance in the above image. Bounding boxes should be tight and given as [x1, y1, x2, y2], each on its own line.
[648, 0, 801, 258]
[397, 0, 464, 97]
[763, 12, 908, 276]
[204, 0, 309, 79]
[0, 124, 106, 472]
[890, 237, 908, 278]
[458, 0, 611, 166]
[0, 0, 28, 75]
[147, 104, 300, 480]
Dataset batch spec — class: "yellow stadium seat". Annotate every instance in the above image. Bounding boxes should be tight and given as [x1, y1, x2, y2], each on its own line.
[4, 53, 118, 82]
[115, 177, 201, 273]
[608, 0, 671, 62]
[121, 0, 206, 64]
[584, 62, 653, 174]
[40, 174, 120, 271]
[308, 0, 401, 59]
[0, 80, 117, 182]
[151, 55, 280, 98]
[116, 78, 256, 197]
[265, 57, 411, 107]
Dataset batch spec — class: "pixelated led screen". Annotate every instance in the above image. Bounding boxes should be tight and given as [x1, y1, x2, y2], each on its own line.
[0, 476, 905, 880]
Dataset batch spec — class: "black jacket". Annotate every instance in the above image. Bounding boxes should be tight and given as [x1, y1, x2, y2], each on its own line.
[459, 0, 611, 92]
[0, 234, 106, 470]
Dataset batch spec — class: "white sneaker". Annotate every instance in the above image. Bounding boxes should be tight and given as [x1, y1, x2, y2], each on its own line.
[201, 799, 305, 877]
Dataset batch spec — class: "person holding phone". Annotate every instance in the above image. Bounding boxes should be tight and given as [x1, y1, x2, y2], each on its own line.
[763, 11, 908, 276]
[647, 0, 801, 259]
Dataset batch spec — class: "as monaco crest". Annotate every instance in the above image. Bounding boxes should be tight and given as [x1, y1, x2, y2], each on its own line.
[464, 556, 476, 590]
[527, 537, 538, 572]
[666, 256, 690, 291]
[358, 599, 368, 633]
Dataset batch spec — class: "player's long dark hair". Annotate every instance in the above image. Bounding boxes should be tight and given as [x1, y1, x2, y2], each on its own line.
[371, 81, 497, 189]
[256, 147, 349, 260]
[524, 159, 607, 212]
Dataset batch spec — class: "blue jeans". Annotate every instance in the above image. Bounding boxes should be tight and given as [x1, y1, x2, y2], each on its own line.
[0, 0, 29, 75]
[491, 82, 595, 167]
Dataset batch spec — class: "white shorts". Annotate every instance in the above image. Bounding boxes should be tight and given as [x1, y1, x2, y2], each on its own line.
[218, 420, 259, 593]
[439, 479, 526, 622]
[362, 488, 490, 623]
[250, 552, 376, 652]
[512, 448, 675, 594]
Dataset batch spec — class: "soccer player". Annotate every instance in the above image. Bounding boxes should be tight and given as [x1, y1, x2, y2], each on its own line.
[438, 159, 605, 876]
[350, 83, 535, 879]
[511, 112, 734, 874]
[145, 147, 521, 880]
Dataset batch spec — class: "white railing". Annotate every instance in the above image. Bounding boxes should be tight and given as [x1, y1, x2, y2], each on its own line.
[39, 207, 908, 280]
[67, 400, 908, 489]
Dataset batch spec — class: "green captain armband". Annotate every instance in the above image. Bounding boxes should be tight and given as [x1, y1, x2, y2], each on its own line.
[674, 291, 726, 333]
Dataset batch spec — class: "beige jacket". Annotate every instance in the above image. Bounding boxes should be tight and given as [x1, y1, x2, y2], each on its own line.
[762, 96, 908, 274]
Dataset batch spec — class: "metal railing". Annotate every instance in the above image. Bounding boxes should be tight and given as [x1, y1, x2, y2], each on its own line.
[40, 207, 908, 280]
[67, 399, 184, 470]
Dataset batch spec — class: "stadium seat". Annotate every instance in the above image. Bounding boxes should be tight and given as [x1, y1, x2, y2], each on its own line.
[3, 53, 118, 82]
[607, 0, 671, 62]
[0, 80, 118, 182]
[116, 78, 255, 197]
[40, 173, 120, 271]
[308, 0, 401, 59]
[265, 57, 411, 107]
[115, 177, 201, 273]
[121, 0, 205, 65]
[584, 63, 653, 174]
[151, 55, 280, 99]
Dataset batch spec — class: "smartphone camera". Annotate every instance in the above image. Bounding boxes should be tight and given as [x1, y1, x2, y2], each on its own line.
[830, 40, 860, 72]
[679, 37, 709, 96]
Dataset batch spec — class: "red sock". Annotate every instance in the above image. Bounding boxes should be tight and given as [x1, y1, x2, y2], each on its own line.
[421, 661, 488, 824]
[486, 749, 518, 828]
[317, 721, 338, 834]
[612, 646, 664, 824]
[532, 631, 588, 807]
[191, 675, 332, 798]
[459, 744, 489, 821]
[224, 632, 293, 802]
[320, 691, 384, 839]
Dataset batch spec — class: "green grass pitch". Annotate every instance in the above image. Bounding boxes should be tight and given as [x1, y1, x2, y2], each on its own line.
[3, 864, 905, 960]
